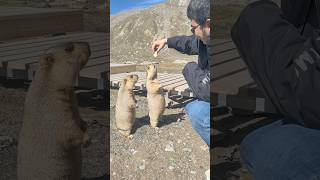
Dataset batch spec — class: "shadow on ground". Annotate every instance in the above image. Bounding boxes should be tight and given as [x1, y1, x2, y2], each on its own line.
[131, 112, 185, 134]
[76, 89, 108, 111]
[81, 174, 108, 180]
[212, 107, 282, 179]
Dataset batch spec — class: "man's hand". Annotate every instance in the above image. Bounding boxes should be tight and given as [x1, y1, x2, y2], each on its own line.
[151, 38, 167, 57]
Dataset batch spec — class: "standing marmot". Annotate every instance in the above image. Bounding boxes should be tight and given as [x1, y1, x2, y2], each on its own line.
[115, 74, 139, 138]
[17, 42, 91, 180]
[146, 64, 165, 128]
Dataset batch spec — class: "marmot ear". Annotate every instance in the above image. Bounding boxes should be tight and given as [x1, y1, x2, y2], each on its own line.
[121, 78, 127, 86]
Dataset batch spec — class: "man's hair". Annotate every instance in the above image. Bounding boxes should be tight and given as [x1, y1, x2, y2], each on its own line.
[187, 0, 210, 26]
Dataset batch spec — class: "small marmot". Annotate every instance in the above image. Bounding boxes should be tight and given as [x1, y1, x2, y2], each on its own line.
[115, 74, 139, 138]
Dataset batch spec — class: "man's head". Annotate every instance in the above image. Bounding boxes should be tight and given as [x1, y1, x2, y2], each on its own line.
[187, 0, 210, 44]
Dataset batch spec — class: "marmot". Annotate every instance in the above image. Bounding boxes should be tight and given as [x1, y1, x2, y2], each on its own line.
[115, 74, 139, 138]
[146, 64, 165, 128]
[17, 42, 91, 180]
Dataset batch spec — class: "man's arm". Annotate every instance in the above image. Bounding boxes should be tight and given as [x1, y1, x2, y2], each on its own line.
[167, 35, 199, 55]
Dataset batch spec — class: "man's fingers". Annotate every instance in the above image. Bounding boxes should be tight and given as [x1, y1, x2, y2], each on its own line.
[152, 42, 159, 51]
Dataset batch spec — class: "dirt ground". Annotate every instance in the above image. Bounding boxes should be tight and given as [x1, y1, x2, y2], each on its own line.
[109, 89, 210, 180]
[211, 106, 279, 180]
[0, 80, 108, 180]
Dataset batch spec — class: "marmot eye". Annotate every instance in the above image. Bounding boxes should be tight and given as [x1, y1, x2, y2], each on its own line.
[64, 43, 74, 53]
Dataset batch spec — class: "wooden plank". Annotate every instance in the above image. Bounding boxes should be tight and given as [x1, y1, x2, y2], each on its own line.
[211, 49, 240, 66]
[0, 33, 106, 54]
[110, 72, 192, 97]
[0, 7, 80, 17]
[211, 69, 254, 95]
[0, 7, 84, 40]
[0, 32, 102, 48]
[6, 50, 108, 79]
[0, 35, 107, 63]
[213, 58, 247, 81]
[212, 41, 236, 54]
[110, 64, 136, 74]
[78, 63, 107, 89]
[212, 39, 231, 46]
[0, 32, 108, 79]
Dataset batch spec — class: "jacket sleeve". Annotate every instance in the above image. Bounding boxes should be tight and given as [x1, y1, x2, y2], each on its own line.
[167, 35, 199, 55]
[231, 0, 320, 129]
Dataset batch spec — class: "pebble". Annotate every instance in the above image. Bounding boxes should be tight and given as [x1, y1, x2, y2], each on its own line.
[200, 145, 208, 151]
[177, 139, 182, 144]
[168, 166, 174, 170]
[139, 160, 146, 170]
[129, 148, 137, 155]
[205, 169, 210, 180]
[165, 141, 175, 152]
[190, 171, 196, 174]
[182, 148, 192, 152]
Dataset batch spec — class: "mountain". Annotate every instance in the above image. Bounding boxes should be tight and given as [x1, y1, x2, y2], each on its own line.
[214, 0, 280, 5]
[110, 0, 197, 65]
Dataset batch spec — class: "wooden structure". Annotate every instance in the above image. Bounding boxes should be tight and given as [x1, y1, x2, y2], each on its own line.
[0, 32, 108, 90]
[110, 71, 193, 98]
[0, 6, 83, 41]
[110, 63, 136, 74]
[210, 39, 275, 112]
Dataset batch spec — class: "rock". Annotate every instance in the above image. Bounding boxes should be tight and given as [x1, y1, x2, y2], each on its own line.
[168, 166, 174, 170]
[139, 160, 146, 170]
[190, 171, 196, 174]
[177, 118, 181, 122]
[200, 145, 208, 151]
[173, 59, 188, 64]
[182, 148, 192, 152]
[165, 141, 175, 152]
[129, 148, 137, 155]
[177, 139, 182, 144]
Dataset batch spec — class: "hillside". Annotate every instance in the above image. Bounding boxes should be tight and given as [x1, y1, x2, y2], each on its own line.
[110, 0, 198, 72]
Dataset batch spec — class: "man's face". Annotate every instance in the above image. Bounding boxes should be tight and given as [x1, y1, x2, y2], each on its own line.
[191, 19, 210, 44]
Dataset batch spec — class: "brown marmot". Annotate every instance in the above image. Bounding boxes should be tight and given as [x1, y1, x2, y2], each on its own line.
[115, 74, 139, 138]
[146, 64, 165, 128]
[17, 42, 91, 180]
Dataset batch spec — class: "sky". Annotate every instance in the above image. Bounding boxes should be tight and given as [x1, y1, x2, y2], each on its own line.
[110, 0, 166, 15]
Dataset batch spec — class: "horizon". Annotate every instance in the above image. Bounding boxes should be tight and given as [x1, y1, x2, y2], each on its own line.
[110, 0, 166, 15]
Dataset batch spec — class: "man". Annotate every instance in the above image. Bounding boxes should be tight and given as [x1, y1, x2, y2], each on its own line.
[151, 0, 211, 145]
[232, 0, 320, 179]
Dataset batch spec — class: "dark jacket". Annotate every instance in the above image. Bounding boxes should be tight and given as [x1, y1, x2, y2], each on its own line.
[231, 0, 320, 129]
[167, 35, 209, 70]
[167, 35, 210, 102]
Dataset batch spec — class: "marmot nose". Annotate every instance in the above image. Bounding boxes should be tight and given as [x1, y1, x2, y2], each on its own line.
[76, 42, 91, 57]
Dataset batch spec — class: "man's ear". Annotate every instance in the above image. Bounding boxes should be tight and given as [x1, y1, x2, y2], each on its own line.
[206, 19, 211, 28]
[40, 53, 54, 67]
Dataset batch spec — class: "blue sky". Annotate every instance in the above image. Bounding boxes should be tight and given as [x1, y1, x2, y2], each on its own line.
[111, 0, 166, 15]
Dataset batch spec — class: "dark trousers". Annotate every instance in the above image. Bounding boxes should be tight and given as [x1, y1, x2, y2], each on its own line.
[241, 119, 320, 180]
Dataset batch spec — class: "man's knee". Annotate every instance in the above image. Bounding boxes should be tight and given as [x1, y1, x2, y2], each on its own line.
[185, 100, 210, 128]
[239, 132, 256, 168]
[182, 62, 198, 78]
